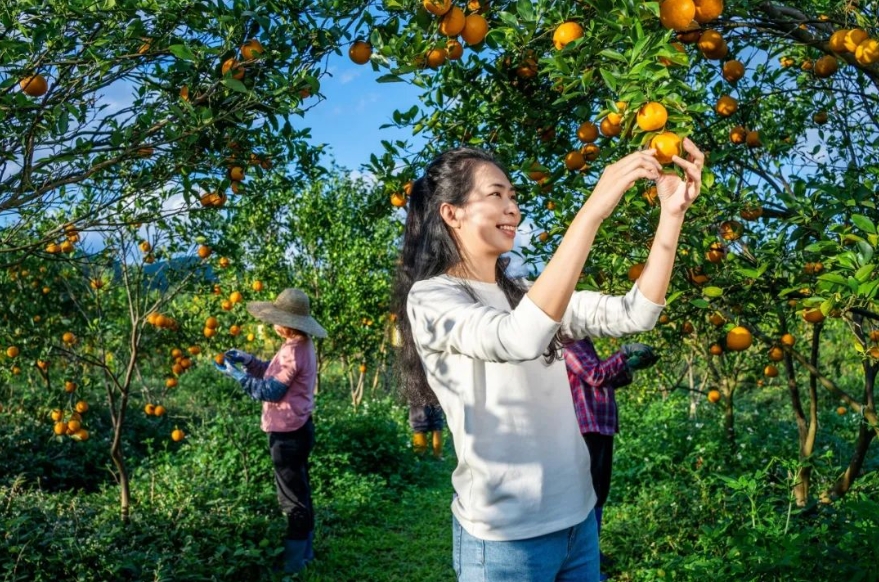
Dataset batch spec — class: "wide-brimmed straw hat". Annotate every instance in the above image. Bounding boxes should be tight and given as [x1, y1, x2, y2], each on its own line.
[246, 288, 327, 339]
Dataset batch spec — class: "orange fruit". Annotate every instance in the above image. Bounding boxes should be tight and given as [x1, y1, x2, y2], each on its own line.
[171, 348, 183, 359]
[659, 42, 686, 66]
[54, 421, 68, 435]
[553, 21, 584, 50]
[75, 400, 89, 413]
[814, 55, 838, 78]
[214, 353, 225, 365]
[730, 125, 747, 144]
[6, 346, 19, 358]
[230, 291, 243, 304]
[230, 325, 241, 336]
[844, 29, 869, 53]
[764, 365, 779, 378]
[781, 333, 796, 347]
[240, 39, 265, 60]
[682, 321, 695, 334]
[439, 6, 466, 36]
[855, 38, 879, 65]
[726, 326, 752, 351]
[564, 151, 586, 171]
[390, 192, 407, 207]
[705, 242, 726, 263]
[218, 257, 231, 268]
[426, 48, 448, 69]
[715, 95, 737, 117]
[51, 409, 63, 421]
[139, 241, 151, 253]
[650, 132, 682, 165]
[803, 308, 825, 324]
[446, 39, 464, 60]
[636, 102, 668, 132]
[349, 40, 372, 65]
[538, 232, 549, 243]
[423, 0, 452, 15]
[722, 60, 745, 83]
[693, 0, 723, 23]
[643, 186, 658, 206]
[719, 219, 743, 241]
[228, 166, 245, 181]
[581, 143, 600, 162]
[180, 86, 190, 101]
[205, 316, 219, 329]
[576, 121, 599, 143]
[165, 378, 178, 388]
[627, 263, 645, 282]
[221, 300, 233, 311]
[870, 330, 879, 342]
[709, 344, 723, 356]
[836, 406, 847, 415]
[145, 403, 156, 416]
[829, 29, 849, 52]
[600, 117, 621, 138]
[707, 389, 721, 402]
[197, 245, 212, 259]
[745, 130, 761, 148]
[37, 360, 49, 371]
[768, 346, 784, 361]
[171, 429, 185, 442]
[252, 280, 264, 292]
[359, 363, 367, 374]
[20, 74, 48, 97]
[659, 0, 696, 31]
[803, 262, 824, 275]
[460, 14, 488, 45]
[66, 420, 81, 433]
[64, 381, 77, 393]
[698, 29, 727, 59]
[221, 58, 244, 80]
[72, 428, 89, 441]
[154, 405, 166, 417]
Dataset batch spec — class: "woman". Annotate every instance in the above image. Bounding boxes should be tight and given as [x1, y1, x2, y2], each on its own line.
[215, 287, 326, 575]
[392, 143, 702, 581]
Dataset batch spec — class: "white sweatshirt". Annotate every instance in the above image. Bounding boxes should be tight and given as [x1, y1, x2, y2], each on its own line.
[407, 274, 663, 541]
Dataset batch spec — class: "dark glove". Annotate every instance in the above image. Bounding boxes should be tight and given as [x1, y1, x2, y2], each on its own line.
[214, 360, 247, 382]
[622, 343, 658, 370]
[224, 349, 253, 365]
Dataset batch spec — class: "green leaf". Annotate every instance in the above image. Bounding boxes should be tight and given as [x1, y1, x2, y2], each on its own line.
[599, 68, 618, 92]
[854, 263, 875, 283]
[852, 214, 876, 234]
[169, 44, 195, 61]
[666, 290, 683, 305]
[599, 49, 627, 62]
[689, 298, 710, 309]
[222, 78, 248, 93]
[817, 273, 849, 286]
[376, 74, 404, 83]
[515, 0, 533, 20]
[702, 286, 723, 298]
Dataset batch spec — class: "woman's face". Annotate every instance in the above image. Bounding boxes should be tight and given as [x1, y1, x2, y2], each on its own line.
[451, 163, 520, 260]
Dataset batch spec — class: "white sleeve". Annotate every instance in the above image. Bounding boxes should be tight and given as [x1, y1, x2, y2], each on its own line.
[560, 284, 665, 339]
[407, 279, 560, 363]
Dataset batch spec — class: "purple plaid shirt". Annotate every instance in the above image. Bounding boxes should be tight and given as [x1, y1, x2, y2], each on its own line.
[564, 338, 632, 436]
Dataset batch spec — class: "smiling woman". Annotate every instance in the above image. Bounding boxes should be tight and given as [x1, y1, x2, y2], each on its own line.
[390, 143, 703, 581]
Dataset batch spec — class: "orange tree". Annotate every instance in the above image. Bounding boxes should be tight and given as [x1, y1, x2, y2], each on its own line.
[352, 0, 878, 504]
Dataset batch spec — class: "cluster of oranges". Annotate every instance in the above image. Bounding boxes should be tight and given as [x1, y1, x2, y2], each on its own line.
[51, 400, 90, 441]
[146, 311, 180, 331]
[45, 224, 81, 255]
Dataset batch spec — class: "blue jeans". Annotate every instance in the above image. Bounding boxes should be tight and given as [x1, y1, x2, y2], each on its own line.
[452, 509, 600, 582]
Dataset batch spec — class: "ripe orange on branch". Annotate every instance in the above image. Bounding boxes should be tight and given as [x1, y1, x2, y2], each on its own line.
[636, 102, 668, 132]
[764, 364, 779, 377]
[20, 74, 48, 97]
[726, 326, 752, 351]
[715, 95, 737, 117]
[553, 21, 583, 50]
[349, 41, 372, 65]
[707, 389, 721, 403]
[693, 0, 723, 23]
[460, 14, 488, 45]
[423, 0, 452, 16]
[577, 122, 599, 143]
[240, 39, 265, 60]
[659, 0, 696, 31]
[722, 60, 745, 83]
[650, 132, 682, 165]
[439, 6, 466, 36]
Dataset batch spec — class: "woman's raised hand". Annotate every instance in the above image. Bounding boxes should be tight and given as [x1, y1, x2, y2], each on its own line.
[587, 149, 663, 219]
[655, 138, 704, 218]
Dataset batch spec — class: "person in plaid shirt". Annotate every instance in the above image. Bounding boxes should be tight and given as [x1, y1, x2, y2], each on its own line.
[565, 338, 657, 579]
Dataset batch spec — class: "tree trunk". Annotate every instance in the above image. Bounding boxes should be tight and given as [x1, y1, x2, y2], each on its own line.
[110, 419, 130, 523]
[723, 379, 736, 451]
[827, 423, 876, 500]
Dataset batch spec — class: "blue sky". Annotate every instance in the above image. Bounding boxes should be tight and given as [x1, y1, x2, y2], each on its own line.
[305, 54, 426, 171]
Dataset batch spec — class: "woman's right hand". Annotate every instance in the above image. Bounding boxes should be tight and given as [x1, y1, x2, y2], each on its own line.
[585, 149, 662, 219]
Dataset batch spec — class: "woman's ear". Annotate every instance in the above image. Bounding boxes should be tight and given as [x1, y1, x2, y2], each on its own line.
[439, 202, 461, 229]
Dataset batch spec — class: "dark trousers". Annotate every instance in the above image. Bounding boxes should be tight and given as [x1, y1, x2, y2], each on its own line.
[583, 433, 615, 507]
[269, 418, 314, 540]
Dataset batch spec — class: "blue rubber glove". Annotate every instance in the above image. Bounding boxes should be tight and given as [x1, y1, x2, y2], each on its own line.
[622, 343, 658, 371]
[224, 349, 253, 365]
[214, 360, 247, 382]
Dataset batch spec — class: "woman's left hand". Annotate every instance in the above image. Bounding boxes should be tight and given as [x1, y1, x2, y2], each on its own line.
[655, 138, 704, 218]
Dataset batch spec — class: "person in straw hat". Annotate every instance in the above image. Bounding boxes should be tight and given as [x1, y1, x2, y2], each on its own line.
[215, 288, 327, 575]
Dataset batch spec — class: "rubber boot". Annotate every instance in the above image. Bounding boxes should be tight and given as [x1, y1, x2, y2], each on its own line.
[412, 432, 428, 455]
[431, 430, 444, 460]
[283, 539, 309, 574]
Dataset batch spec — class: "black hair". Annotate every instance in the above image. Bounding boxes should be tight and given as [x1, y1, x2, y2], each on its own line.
[391, 147, 562, 407]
